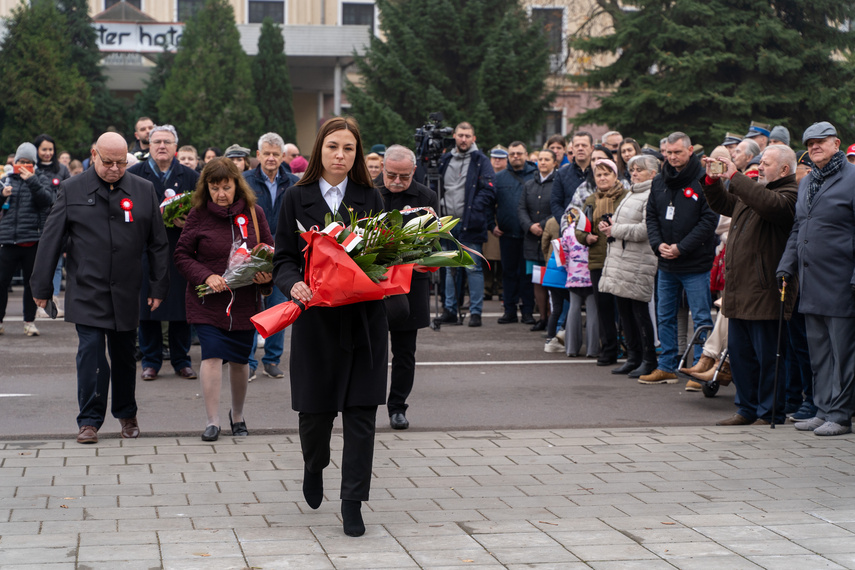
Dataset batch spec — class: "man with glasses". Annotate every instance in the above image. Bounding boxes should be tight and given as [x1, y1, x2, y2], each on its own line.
[376, 145, 439, 430]
[128, 125, 200, 382]
[31, 132, 169, 444]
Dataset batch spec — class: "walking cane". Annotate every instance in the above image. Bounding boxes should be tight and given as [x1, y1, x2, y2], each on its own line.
[770, 279, 787, 429]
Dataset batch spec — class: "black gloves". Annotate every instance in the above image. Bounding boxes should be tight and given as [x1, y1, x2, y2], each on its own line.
[776, 271, 791, 290]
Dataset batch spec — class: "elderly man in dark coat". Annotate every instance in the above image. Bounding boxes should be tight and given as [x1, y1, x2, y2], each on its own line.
[127, 124, 200, 381]
[31, 132, 169, 444]
[778, 122, 855, 436]
[376, 145, 439, 431]
[701, 145, 799, 426]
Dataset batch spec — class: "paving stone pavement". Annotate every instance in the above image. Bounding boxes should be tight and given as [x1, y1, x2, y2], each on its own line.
[2, 426, 855, 569]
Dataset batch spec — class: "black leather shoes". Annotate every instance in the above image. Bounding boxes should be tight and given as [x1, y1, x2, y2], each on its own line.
[521, 313, 536, 325]
[437, 309, 459, 324]
[229, 410, 248, 436]
[530, 320, 546, 331]
[468, 314, 482, 327]
[390, 412, 409, 430]
[201, 425, 220, 441]
[597, 357, 618, 366]
[611, 361, 641, 375]
[303, 466, 324, 509]
[342, 500, 365, 537]
[628, 360, 658, 378]
[497, 312, 518, 324]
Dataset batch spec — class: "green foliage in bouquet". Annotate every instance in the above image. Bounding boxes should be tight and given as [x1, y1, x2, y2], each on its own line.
[323, 208, 475, 283]
[161, 193, 192, 228]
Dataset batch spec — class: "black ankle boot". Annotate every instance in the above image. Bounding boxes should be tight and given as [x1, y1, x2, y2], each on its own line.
[629, 359, 658, 379]
[302, 466, 324, 510]
[612, 352, 641, 375]
[341, 499, 365, 537]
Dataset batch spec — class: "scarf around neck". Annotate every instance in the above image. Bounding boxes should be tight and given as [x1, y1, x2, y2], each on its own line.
[808, 150, 845, 209]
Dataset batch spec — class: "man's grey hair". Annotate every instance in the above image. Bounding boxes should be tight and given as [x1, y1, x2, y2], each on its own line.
[384, 144, 416, 167]
[150, 124, 178, 145]
[602, 131, 622, 143]
[660, 137, 668, 146]
[666, 132, 692, 148]
[739, 139, 761, 158]
[258, 132, 285, 152]
[764, 144, 797, 174]
[284, 142, 299, 154]
[628, 154, 660, 173]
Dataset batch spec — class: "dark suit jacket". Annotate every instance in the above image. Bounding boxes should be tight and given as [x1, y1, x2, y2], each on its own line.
[127, 158, 199, 321]
[30, 168, 169, 331]
[273, 179, 388, 413]
[378, 179, 439, 331]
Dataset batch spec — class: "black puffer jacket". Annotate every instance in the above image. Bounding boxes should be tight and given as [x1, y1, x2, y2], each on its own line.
[519, 171, 556, 263]
[646, 154, 718, 274]
[0, 171, 54, 244]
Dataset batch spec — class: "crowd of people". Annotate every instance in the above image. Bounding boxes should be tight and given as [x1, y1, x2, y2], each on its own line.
[1, 114, 854, 538]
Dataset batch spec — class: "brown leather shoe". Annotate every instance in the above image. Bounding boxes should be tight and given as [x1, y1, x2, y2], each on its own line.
[680, 354, 715, 375]
[716, 414, 752, 426]
[119, 417, 140, 438]
[176, 366, 197, 379]
[141, 367, 158, 381]
[753, 419, 770, 425]
[638, 369, 678, 384]
[77, 425, 98, 444]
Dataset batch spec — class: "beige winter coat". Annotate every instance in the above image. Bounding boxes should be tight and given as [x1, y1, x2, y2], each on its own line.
[599, 179, 658, 302]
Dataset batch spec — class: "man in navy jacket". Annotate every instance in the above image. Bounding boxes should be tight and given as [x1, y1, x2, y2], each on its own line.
[436, 122, 495, 327]
[243, 132, 297, 379]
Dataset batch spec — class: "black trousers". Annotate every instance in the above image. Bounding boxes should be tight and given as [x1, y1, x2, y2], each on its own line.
[0, 243, 38, 323]
[75, 324, 137, 429]
[615, 295, 657, 362]
[299, 405, 377, 501]
[388, 329, 418, 415]
[590, 269, 618, 360]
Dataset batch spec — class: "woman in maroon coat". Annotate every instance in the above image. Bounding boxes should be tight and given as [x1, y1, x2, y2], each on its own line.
[174, 158, 274, 441]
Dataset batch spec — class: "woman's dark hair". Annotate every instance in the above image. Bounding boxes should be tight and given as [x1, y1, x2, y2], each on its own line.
[33, 133, 60, 173]
[202, 147, 222, 162]
[616, 138, 642, 176]
[545, 134, 567, 149]
[192, 157, 257, 210]
[538, 148, 558, 164]
[297, 116, 373, 188]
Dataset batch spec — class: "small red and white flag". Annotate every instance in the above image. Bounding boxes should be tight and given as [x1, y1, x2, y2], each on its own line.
[575, 210, 592, 234]
[532, 265, 545, 284]
[551, 239, 566, 266]
[684, 187, 699, 201]
[120, 198, 133, 222]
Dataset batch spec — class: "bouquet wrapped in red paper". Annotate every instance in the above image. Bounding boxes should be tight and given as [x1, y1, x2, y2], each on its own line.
[251, 208, 475, 338]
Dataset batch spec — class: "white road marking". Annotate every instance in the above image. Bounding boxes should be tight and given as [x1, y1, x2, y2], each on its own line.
[0, 394, 33, 397]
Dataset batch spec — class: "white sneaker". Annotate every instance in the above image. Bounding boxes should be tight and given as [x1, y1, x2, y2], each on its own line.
[52, 295, 65, 318]
[36, 307, 50, 319]
[544, 337, 564, 353]
[24, 322, 39, 336]
[257, 336, 265, 349]
[555, 329, 565, 345]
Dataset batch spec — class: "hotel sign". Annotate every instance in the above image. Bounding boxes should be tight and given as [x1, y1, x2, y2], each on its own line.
[93, 22, 184, 53]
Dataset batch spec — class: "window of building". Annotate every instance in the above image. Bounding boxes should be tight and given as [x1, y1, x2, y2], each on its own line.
[177, 0, 205, 21]
[531, 7, 564, 56]
[249, 0, 285, 24]
[342, 2, 374, 29]
[532, 110, 564, 150]
[106, 0, 141, 9]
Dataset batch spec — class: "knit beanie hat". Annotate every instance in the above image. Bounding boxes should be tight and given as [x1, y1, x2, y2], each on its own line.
[769, 126, 790, 146]
[14, 142, 37, 164]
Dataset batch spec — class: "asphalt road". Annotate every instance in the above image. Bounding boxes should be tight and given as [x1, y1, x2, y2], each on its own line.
[0, 290, 736, 439]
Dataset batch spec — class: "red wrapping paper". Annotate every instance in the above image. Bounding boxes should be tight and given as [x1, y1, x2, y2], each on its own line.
[251, 229, 413, 338]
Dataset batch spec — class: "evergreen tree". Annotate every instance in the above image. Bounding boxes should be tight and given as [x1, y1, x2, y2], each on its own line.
[252, 18, 297, 142]
[346, 0, 553, 150]
[158, 0, 262, 150]
[571, 0, 855, 146]
[58, 0, 130, 137]
[0, 1, 92, 153]
[134, 50, 175, 126]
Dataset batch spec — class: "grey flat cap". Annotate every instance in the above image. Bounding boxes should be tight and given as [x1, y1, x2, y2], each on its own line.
[224, 144, 251, 158]
[802, 122, 838, 144]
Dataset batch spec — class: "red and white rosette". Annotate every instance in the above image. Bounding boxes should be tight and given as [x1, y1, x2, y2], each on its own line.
[235, 214, 248, 239]
[120, 198, 134, 222]
[683, 187, 699, 202]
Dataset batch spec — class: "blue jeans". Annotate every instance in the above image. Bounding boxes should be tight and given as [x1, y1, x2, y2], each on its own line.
[498, 235, 533, 315]
[656, 270, 713, 372]
[52, 257, 63, 297]
[249, 284, 285, 369]
[443, 226, 484, 315]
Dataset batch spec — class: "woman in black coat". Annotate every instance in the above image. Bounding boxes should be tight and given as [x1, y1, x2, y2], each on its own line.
[376, 145, 440, 431]
[272, 116, 385, 538]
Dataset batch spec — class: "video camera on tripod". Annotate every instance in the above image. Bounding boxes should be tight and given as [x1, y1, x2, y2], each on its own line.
[414, 112, 454, 185]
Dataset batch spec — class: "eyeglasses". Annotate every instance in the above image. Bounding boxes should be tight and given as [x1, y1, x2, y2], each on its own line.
[150, 139, 175, 147]
[96, 149, 128, 169]
[384, 170, 412, 182]
[508, 152, 526, 157]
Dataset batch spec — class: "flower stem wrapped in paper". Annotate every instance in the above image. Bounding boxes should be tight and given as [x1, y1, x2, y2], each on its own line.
[196, 241, 274, 297]
[251, 207, 477, 337]
[160, 190, 192, 228]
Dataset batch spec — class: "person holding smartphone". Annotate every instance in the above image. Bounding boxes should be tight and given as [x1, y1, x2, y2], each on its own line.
[0, 143, 53, 337]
